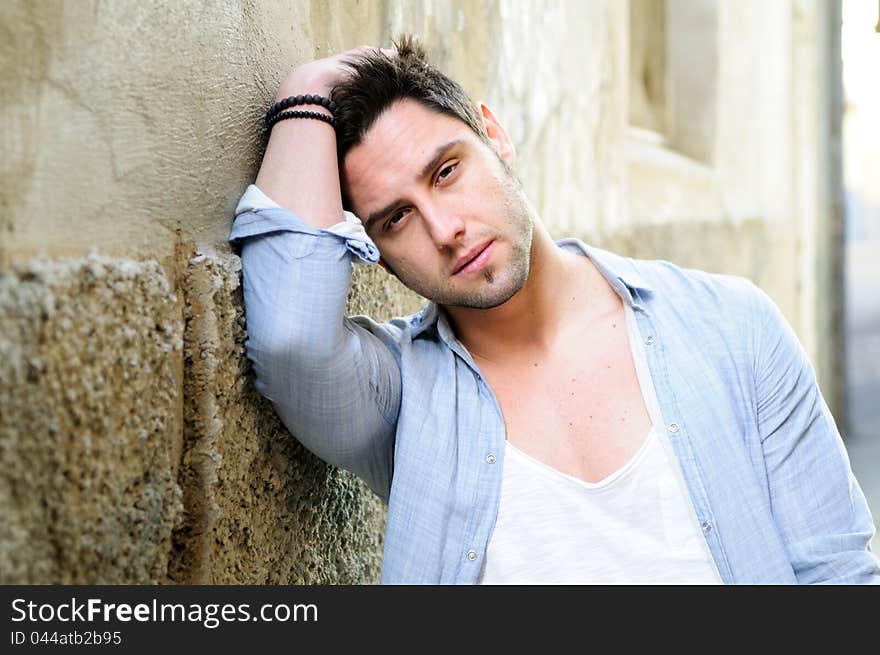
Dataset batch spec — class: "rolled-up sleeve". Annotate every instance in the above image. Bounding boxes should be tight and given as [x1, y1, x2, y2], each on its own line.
[753, 285, 880, 583]
[229, 190, 401, 502]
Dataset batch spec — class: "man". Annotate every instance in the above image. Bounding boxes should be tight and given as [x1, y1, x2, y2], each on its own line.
[230, 38, 879, 584]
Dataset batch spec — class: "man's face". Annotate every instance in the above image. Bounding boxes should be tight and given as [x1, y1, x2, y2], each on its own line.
[342, 99, 534, 309]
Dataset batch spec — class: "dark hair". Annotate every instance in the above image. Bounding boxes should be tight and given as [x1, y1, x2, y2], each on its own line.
[331, 35, 488, 167]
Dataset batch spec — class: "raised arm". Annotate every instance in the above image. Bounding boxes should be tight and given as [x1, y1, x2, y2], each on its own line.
[255, 50, 356, 226]
[230, 48, 403, 502]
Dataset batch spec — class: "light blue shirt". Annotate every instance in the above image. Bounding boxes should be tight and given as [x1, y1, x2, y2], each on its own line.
[229, 193, 879, 585]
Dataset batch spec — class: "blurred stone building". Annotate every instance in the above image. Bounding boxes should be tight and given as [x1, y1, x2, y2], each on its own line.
[0, 0, 844, 583]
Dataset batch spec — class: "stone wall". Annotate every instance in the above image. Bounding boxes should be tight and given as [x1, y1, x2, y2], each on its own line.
[0, 0, 841, 583]
[1, 256, 183, 583]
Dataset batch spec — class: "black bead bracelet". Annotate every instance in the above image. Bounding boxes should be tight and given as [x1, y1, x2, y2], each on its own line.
[265, 94, 338, 125]
[265, 109, 337, 131]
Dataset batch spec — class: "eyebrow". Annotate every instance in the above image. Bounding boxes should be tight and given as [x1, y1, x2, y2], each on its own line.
[363, 139, 465, 231]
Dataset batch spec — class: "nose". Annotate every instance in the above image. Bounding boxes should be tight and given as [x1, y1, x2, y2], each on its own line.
[421, 202, 465, 250]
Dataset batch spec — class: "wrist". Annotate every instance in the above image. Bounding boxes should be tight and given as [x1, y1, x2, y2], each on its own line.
[265, 93, 338, 134]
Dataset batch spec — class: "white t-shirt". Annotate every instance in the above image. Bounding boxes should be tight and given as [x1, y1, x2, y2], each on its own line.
[476, 302, 722, 584]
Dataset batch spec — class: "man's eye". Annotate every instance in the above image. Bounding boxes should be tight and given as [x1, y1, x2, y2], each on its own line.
[384, 210, 407, 231]
[436, 163, 457, 183]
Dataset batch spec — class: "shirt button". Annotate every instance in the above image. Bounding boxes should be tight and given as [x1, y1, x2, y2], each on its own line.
[466, 550, 478, 561]
[486, 454, 497, 464]
[644, 335, 655, 346]
[668, 422, 680, 433]
[701, 521, 712, 533]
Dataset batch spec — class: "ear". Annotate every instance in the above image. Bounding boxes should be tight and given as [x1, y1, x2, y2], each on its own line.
[477, 102, 516, 164]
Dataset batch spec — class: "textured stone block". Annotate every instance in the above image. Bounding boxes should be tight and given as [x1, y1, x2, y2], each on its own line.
[0, 255, 183, 583]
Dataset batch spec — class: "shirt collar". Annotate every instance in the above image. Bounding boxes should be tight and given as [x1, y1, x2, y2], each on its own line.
[408, 238, 653, 341]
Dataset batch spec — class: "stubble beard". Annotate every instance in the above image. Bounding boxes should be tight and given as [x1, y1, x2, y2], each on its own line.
[408, 166, 534, 310]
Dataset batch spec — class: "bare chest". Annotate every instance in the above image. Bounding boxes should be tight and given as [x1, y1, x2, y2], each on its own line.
[475, 319, 651, 484]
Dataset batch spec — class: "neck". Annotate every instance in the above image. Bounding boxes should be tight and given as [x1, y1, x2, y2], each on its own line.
[444, 221, 618, 363]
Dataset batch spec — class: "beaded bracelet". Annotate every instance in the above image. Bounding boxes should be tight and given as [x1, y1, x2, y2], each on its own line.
[265, 94, 338, 125]
[265, 109, 337, 131]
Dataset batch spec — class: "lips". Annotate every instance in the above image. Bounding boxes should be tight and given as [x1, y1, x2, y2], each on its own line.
[452, 240, 494, 275]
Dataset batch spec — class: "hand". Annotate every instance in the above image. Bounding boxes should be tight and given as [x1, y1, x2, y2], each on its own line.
[276, 45, 396, 101]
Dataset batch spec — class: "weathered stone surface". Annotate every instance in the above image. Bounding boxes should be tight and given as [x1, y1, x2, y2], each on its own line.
[0, 255, 183, 583]
[0, 243, 426, 584]
[170, 252, 423, 584]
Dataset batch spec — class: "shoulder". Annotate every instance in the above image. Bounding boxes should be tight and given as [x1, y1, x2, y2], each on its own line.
[563, 240, 774, 334]
[602, 250, 782, 358]
[638, 257, 760, 302]
[566, 241, 764, 312]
